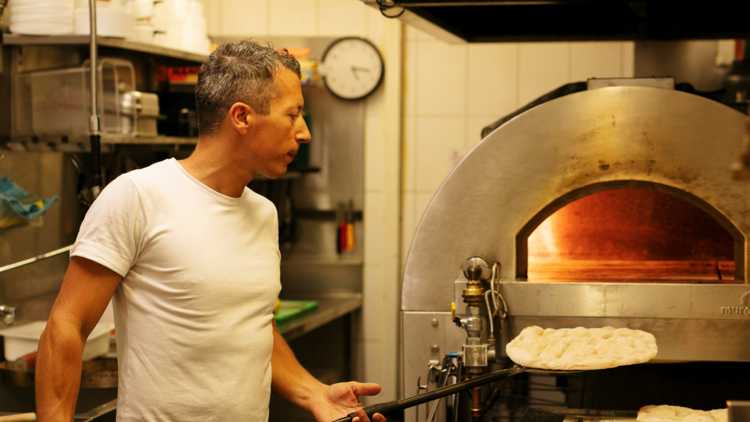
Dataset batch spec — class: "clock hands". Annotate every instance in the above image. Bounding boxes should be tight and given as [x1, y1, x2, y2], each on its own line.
[351, 66, 371, 81]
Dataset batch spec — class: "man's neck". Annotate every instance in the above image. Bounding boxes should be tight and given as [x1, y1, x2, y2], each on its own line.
[179, 135, 256, 198]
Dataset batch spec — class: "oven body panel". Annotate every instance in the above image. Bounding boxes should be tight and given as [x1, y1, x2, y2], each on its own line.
[402, 86, 748, 313]
[402, 311, 472, 422]
[400, 87, 750, 414]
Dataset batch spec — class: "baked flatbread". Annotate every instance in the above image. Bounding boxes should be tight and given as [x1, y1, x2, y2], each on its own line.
[638, 405, 727, 422]
[506, 326, 657, 370]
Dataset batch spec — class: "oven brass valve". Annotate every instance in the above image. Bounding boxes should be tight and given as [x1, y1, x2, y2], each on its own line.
[461, 256, 490, 306]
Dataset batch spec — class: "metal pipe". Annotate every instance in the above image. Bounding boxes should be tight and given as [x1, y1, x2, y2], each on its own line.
[471, 375, 482, 422]
[89, 0, 98, 129]
[88, 0, 102, 199]
[491, 262, 498, 311]
[484, 290, 494, 339]
[0, 245, 72, 275]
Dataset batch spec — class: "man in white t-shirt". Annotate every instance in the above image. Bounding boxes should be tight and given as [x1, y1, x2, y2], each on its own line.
[35, 40, 386, 422]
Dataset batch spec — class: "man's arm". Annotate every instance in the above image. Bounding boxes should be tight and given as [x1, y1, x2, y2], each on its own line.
[36, 257, 121, 422]
[270, 321, 385, 422]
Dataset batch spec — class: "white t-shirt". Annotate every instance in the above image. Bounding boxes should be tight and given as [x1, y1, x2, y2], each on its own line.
[71, 158, 281, 421]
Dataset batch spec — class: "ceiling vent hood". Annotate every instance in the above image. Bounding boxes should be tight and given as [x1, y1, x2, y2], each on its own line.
[361, 0, 750, 43]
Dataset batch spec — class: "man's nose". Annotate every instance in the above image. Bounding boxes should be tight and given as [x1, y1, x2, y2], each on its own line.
[296, 118, 312, 144]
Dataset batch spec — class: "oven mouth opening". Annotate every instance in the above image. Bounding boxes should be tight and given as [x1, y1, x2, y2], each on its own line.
[516, 181, 745, 283]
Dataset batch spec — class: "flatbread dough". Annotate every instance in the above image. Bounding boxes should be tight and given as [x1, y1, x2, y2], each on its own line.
[638, 405, 727, 422]
[505, 326, 657, 370]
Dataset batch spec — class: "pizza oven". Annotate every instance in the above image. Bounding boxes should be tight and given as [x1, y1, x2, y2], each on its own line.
[400, 82, 750, 421]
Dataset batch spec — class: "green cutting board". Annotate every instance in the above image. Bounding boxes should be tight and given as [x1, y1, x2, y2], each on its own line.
[274, 300, 318, 325]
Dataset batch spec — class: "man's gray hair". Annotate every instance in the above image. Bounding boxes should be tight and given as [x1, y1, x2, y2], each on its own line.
[196, 40, 301, 136]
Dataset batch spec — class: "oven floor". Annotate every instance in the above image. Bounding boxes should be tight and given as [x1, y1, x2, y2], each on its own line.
[527, 259, 737, 283]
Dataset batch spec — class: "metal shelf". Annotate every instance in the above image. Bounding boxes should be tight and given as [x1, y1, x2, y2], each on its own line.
[2, 33, 208, 63]
[276, 294, 362, 342]
[102, 135, 199, 145]
[2, 135, 198, 151]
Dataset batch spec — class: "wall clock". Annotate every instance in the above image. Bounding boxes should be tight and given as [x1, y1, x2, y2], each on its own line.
[321, 37, 384, 101]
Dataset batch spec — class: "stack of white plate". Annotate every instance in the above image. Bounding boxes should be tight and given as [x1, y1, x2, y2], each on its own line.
[9, 0, 75, 35]
[74, 6, 134, 38]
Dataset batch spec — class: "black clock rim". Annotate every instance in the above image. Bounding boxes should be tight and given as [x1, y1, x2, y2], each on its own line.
[321, 36, 385, 102]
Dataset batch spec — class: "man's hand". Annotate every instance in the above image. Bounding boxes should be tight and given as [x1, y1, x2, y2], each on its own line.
[308, 382, 386, 422]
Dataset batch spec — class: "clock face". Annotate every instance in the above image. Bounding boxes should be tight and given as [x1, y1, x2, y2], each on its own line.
[322, 37, 384, 101]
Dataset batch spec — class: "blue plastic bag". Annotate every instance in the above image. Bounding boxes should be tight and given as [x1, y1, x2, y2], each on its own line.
[0, 175, 58, 221]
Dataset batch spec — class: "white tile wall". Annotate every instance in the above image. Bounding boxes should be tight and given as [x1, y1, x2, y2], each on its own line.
[466, 116, 495, 148]
[364, 191, 385, 266]
[416, 42, 467, 116]
[401, 192, 416, 267]
[468, 43, 519, 116]
[622, 42, 635, 77]
[201, 0, 220, 37]
[360, 263, 398, 402]
[405, 41, 419, 116]
[365, 116, 384, 191]
[415, 116, 466, 191]
[415, 192, 434, 229]
[365, 6, 384, 41]
[403, 116, 417, 191]
[570, 42, 623, 81]
[518, 42, 570, 105]
[211, 0, 381, 38]
[405, 22, 420, 41]
[362, 265, 385, 341]
[221, 0, 267, 36]
[365, 84, 383, 119]
[360, 339, 390, 405]
[319, 0, 367, 36]
[269, 0, 317, 36]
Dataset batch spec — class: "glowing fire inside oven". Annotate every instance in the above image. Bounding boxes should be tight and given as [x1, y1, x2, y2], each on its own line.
[527, 189, 738, 283]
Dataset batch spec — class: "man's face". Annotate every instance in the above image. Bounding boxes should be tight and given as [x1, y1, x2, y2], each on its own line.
[248, 68, 311, 179]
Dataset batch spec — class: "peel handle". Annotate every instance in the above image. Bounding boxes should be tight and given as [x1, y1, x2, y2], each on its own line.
[330, 401, 400, 422]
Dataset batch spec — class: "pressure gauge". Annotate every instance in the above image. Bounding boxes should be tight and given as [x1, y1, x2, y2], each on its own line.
[321, 37, 384, 101]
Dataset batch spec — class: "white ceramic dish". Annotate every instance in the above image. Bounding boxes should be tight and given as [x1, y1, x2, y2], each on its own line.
[10, 14, 74, 23]
[0, 321, 114, 361]
[74, 7, 134, 38]
[133, 24, 154, 43]
[131, 0, 155, 19]
[10, 22, 74, 35]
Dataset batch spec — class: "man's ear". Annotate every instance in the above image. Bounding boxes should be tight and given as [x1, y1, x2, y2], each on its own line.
[228, 102, 254, 135]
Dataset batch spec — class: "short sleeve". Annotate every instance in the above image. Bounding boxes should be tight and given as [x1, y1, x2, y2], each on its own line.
[71, 175, 146, 277]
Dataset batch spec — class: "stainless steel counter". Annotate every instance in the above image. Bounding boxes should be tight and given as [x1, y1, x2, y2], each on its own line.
[277, 293, 362, 342]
